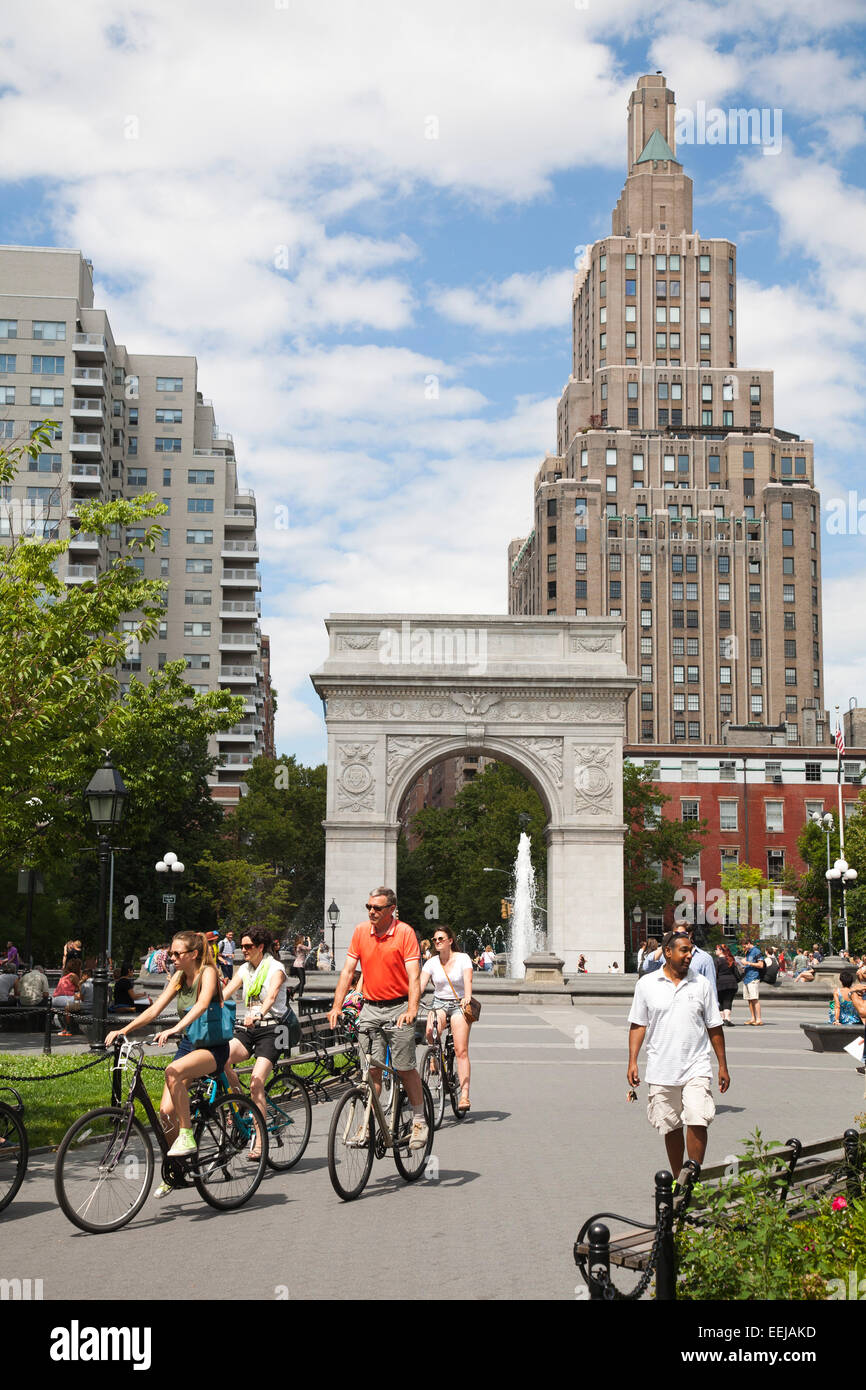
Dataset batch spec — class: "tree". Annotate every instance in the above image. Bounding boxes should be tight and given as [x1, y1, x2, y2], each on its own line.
[187, 853, 297, 943]
[232, 755, 327, 929]
[0, 426, 167, 866]
[793, 799, 866, 953]
[623, 762, 707, 919]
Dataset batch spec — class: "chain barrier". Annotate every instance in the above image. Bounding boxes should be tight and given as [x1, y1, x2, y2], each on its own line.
[0, 1052, 111, 1083]
[574, 1208, 670, 1302]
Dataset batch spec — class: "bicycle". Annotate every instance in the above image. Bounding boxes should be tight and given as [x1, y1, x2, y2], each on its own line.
[327, 1032, 434, 1201]
[0, 1086, 28, 1215]
[54, 1039, 269, 1234]
[419, 1009, 466, 1129]
[238, 1064, 312, 1171]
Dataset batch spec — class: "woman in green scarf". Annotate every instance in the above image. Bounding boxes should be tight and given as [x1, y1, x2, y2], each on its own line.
[223, 926, 289, 1155]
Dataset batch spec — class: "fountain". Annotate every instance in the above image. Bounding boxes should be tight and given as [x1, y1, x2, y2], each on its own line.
[508, 831, 565, 983]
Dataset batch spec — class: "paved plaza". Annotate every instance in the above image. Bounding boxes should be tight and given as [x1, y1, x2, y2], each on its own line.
[1, 995, 862, 1302]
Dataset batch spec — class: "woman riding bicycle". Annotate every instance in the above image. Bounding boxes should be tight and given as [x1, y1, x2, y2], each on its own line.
[105, 930, 232, 1192]
[420, 926, 474, 1114]
[222, 926, 289, 1155]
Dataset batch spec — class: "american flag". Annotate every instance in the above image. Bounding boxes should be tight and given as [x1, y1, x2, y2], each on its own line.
[836, 723, 846, 758]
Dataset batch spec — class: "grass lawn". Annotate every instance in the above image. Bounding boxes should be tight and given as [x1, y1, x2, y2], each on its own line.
[0, 1053, 169, 1149]
[0, 1050, 358, 1148]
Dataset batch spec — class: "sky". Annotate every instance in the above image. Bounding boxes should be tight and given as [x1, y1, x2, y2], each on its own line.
[1, 0, 865, 764]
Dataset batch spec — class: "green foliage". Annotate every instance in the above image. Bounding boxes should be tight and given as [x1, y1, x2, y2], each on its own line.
[398, 762, 546, 938]
[231, 755, 326, 930]
[792, 797, 866, 953]
[187, 852, 297, 941]
[623, 762, 707, 917]
[677, 1128, 866, 1300]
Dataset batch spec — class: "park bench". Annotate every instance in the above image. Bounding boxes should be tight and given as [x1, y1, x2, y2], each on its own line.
[573, 1128, 865, 1301]
[800, 1022, 863, 1054]
[269, 1007, 359, 1103]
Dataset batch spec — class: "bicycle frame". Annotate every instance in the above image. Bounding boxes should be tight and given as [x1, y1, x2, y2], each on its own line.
[352, 1043, 410, 1151]
[109, 1039, 238, 1162]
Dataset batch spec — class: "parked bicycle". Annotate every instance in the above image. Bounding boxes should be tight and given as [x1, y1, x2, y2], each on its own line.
[327, 1043, 434, 1201]
[54, 1040, 268, 1233]
[419, 1009, 466, 1129]
[0, 1086, 28, 1215]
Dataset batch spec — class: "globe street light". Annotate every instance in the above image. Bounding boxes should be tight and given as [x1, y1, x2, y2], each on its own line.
[811, 811, 836, 952]
[826, 856, 858, 954]
[155, 851, 185, 928]
[84, 754, 129, 1048]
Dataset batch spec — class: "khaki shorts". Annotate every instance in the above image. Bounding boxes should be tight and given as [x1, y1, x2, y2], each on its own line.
[357, 999, 417, 1072]
[742, 980, 760, 1001]
[647, 1076, 715, 1134]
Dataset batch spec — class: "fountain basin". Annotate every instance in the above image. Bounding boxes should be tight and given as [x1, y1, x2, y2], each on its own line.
[522, 951, 565, 984]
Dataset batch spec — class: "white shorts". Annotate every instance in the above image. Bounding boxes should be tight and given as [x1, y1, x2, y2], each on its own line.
[742, 980, 760, 1001]
[647, 1076, 715, 1134]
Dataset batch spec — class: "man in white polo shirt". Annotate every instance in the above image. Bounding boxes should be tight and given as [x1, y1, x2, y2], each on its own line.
[627, 930, 730, 1174]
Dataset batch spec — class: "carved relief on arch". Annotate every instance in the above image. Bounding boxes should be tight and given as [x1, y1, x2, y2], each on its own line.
[336, 741, 377, 813]
[386, 736, 430, 787]
[573, 744, 614, 816]
[512, 737, 564, 789]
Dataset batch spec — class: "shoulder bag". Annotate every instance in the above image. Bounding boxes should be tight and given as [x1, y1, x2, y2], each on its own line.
[443, 959, 481, 1022]
[186, 968, 236, 1047]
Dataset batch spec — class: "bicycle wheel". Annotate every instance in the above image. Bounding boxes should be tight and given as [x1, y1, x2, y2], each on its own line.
[419, 1045, 446, 1131]
[192, 1093, 268, 1211]
[0, 1102, 28, 1215]
[54, 1107, 153, 1234]
[265, 1077, 312, 1171]
[392, 1081, 434, 1183]
[327, 1086, 374, 1201]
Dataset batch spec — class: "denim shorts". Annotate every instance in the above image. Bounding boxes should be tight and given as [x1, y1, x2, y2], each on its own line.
[430, 996, 462, 1019]
[173, 1033, 230, 1074]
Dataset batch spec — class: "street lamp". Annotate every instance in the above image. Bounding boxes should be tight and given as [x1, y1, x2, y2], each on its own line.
[327, 899, 340, 969]
[155, 851, 186, 927]
[826, 857, 858, 955]
[84, 754, 129, 1048]
[811, 811, 836, 952]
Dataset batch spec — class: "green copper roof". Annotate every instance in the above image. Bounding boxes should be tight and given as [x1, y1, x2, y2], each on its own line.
[635, 129, 677, 164]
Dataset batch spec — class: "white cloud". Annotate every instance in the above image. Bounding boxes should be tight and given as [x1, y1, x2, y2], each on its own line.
[432, 270, 574, 335]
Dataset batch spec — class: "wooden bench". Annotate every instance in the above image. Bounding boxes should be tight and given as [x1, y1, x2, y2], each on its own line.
[270, 1008, 359, 1103]
[801, 1022, 863, 1054]
[574, 1129, 865, 1301]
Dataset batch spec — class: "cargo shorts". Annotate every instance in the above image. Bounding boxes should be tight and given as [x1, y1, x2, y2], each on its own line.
[647, 1076, 715, 1134]
[357, 998, 417, 1072]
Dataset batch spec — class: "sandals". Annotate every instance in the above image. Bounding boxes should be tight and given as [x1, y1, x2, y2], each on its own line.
[457, 1084, 471, 1114]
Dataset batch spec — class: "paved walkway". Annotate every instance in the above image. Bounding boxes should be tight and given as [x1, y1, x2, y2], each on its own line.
[1, 999, 862, 1301]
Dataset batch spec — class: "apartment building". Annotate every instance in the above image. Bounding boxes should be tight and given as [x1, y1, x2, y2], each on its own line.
[0, 246, 272, 806]
[508, 74, 828, 749]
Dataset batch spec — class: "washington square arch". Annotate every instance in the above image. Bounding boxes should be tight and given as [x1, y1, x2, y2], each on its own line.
[310, 614, 636, 974]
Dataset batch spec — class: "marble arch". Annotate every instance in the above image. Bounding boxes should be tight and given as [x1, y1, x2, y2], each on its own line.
[310, 614, 636, 973]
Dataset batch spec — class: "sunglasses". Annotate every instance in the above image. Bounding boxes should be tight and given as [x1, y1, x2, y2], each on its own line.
[168, 949, 190, 959]
[241, 942, 254, 950]
[432, 936, 448, 943]
[366, 904, 388, 913]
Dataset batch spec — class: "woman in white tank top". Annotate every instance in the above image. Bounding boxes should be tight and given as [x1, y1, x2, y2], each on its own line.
[420, 926, 474, 1113]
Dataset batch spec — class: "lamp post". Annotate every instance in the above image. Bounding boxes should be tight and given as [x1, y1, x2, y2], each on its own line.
[826, 857, 858, 955]
[810, 811, 836, 952]
[631, 903, 643, 966]
[327, 899, 340, 970]
[155, 851, 186, 927]
[84, 754, 129, 1048]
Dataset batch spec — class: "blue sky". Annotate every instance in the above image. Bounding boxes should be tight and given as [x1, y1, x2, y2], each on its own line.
[1, 0, 865, 763]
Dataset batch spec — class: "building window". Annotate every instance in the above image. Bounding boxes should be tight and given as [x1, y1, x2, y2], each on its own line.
[128, 468, 147, 486]
[186, 557, 213, 573]
[640, 610, 652, 628]
[720, 801, 738, 831]
[767, 849, 785, 882]
[31, 355, 64, 374]
[184, 590, 212, 606]
[155, 437, 182, 453]
[751, 694, 763, 715]
[547, 581, 556, 599]
[673, 665, 685, 684]
[186, 529, 214, 545]
[575, 580, 587, 599]
[187, 498, 214, 513]
[183, 621, 211, 637]
[156, 377, 184, 392]
[785, 667, 797, 685]
[547, 554, 557, 573]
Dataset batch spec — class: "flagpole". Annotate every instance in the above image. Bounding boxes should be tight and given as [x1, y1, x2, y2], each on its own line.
[836, 705, 844, 859]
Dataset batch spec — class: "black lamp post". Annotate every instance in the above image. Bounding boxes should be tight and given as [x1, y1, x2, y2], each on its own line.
[84, 754, 129, 1048]
[327, 899, 340, 969]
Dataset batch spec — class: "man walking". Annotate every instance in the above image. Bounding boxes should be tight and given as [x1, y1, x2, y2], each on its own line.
[218, 930, 236, 982]
[741, 935, 764, 1025]
[627, 930, 729, 1173]
[328, 887, 428, 1150]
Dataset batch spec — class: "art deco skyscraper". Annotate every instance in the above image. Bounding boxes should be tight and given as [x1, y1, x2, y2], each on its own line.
[509, 74, 827, 748]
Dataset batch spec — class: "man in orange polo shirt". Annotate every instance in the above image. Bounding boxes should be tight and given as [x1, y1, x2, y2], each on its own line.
[329, 886, 428, 1150]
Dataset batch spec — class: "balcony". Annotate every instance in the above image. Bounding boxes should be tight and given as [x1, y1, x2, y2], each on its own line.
[73, 333, 107, 357]
[70, 367, 105, 391]
[70, 432, 102, 453]
[71, 399, 105, 419]
[219, 632, 259, 651]
[219, 752, 253, 767]
[225, 509, 256, 525]
[219, 666, 257, 684]
[217, 725, 259, 742]
[68, 530, 101, 551]
[69, 463, 102, 486]
[66, 564, 98, 582]
[221, 568, 261, 588]
[192, 449, 226, 458]
[221, 539, 258, 557]
[219, 600, 259, 618]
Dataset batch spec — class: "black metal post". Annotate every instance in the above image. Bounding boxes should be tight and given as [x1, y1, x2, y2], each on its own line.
[42, 1004, 52, 1055]
[23, 868, 36, 970]
[654, 1169, 676, 1300]
[843, 1127, 862, 1199]
[586, 1222, 610, 1301]
[89, 833, 111, 1049]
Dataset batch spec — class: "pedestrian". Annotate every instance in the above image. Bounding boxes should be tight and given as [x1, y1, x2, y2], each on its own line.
[670, 927, 718, 1001]
[217, 929, 236, 982]
[316, 939, 332, 973]
[1, 942, 20, 970]
[52, 963, 80, 1029]
[327, 887, 428, 1151]
[480, 944, 496, 972]
[635, 939, 648, 973]
[420, 938, 432, 962]
[112, 962, 150, 1014]
[740, 936, 764, 1025]
[829, 969, 861, 1026]
[639, 937, 662, 975]
[714, 943, 740, 1026]
[576, 954, 588, 974]
[17, 963, 49, 1008]
[292, 935, 310, 997]
[61, 939, 82, 973]
[0, 965, 19, 1011]
[608, 961, 621, 974]
[627, 929, 729, 1173]
[420, 926, 475, 1113]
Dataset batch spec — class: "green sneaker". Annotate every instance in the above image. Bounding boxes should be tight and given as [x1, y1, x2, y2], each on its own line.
[153, 1181, 173, 1200]
[167, 1130, 197, 1158]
